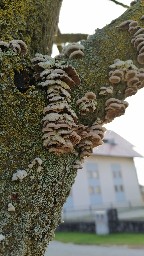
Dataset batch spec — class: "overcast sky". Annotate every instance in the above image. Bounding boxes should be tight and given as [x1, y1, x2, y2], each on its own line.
[55, 0, 144, 185]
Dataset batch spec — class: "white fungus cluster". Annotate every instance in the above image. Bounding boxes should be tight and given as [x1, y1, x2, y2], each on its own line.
[105, 98, 128, 122]
[12, 169, 27, 182]
[8, 203, 15, 212]
[0, 39, 27, 55]
[72, 159, 83, 170]
[62, 43, 85, 59]
[32, 54, 81, 154]
[109, 59, 144, 97]
[77, 123, 106, 159]
[0, 234, 5, 242]
[31, 53, 55, 72]
[76, 92, 97, 115]
[99, 85, 113, 96]
[28, 157, 43, 172]
[109, 59, 137, 70]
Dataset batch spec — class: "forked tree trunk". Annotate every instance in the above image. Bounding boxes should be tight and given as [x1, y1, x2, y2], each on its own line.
[1, 0, 144, 255]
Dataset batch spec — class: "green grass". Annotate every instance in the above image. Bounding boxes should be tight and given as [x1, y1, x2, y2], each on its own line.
[55, 232, 144, 246]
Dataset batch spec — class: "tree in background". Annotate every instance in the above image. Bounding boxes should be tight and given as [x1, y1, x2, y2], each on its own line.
[0, 0, 144, 255]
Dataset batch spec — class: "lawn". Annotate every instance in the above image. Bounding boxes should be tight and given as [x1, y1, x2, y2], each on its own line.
[55, 232, 144, 246]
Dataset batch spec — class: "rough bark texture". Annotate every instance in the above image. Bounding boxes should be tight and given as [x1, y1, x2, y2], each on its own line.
[1, 0, 144, 256]
[0, 0, 62, 55]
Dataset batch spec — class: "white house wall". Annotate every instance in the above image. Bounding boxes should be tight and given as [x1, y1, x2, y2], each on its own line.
[68, 155, 143, 210]
[92, 156, 116, 206]
[121, 157, 142, 206]
[72, 164, 90, 209]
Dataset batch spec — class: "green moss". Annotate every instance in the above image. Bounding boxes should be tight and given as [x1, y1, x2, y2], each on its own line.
[0, 0, 62, 55]
[0, 51, 78, 255]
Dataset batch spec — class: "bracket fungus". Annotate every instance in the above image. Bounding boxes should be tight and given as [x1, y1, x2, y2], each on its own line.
[12, 170, 27, 182]
[8, 203, 15, 212]
[32, 53, 81, 154]
[116, 20, 134, 30]
[109, 69, 124, 84]
[72, 159, 83, 170]
[0, 39, 27, 55]
[76, 92, 97, 115]
[76, 123, 106, 159]
[117, 19, 144, 64]
[109, 59, 144, 97]
[105, 98, 128, 122]
[115, 17, 144, 93]
[62, 43, 85, 59]
[0, 41, 9, 51]
[99, 86, 113, 95]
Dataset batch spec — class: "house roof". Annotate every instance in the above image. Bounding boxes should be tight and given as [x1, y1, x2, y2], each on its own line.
[93, 130, 143, 158]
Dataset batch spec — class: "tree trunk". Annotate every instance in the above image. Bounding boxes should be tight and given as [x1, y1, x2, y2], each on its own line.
[1, 0, 144, 255]
[0, 0, 63, 55]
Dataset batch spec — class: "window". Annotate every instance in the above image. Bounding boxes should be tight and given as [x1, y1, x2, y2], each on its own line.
[95, 186, 101, 194]
[89, 186, 101, 194]
[114, 185, 124, 192]
[89, 186, 95, 194]
[88, 170, 99, 179]
[86, 163, 99, 179]
[111, 163, 122, 179]
[112, 164, 125, 201]
[113, 170, 121, 178]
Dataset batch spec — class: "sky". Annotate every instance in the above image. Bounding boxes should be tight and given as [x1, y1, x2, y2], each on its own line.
[54, 0, 144, 185]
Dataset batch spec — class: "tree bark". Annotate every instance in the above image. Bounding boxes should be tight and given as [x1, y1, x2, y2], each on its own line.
[0, 0, 63, 55]
[1, 0, 144, 256]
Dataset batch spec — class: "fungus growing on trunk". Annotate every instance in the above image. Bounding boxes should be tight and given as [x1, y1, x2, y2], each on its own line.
[12, 170, 27, 182]
[28, 157, 43, 172]
[9, 40, 27, 55]
[105, 98, 128, 122]
[0, 41, 9, 51]
[0, 234, 5, 242]
[99, 86, 113, 95]
[8, 203, 15, 212]
[32, 54, 81, 154]
[76, 123, 106, 159]
[109, 59, 144, 97]
[117, 20, 133, 29]
[76, 92, 97, 115]
[62, 43, 85, 59]
[118, 19, 144, 65]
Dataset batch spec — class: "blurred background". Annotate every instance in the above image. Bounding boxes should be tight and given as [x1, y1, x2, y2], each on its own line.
[46, 1, 144, 256]
[52, 0, 144, 186]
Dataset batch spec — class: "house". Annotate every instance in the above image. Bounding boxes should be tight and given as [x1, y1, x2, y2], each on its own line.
[140, 185, 144, 202]
[63, 130, 143, 220]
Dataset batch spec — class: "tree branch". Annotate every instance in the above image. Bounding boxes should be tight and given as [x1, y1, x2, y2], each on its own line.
[109, 0, 129, 8]
[54, 33, 88, 44]
[54, 28, 88, 53]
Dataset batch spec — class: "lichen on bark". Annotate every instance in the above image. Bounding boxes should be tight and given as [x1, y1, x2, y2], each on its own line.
[1, 1, 144, 256]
